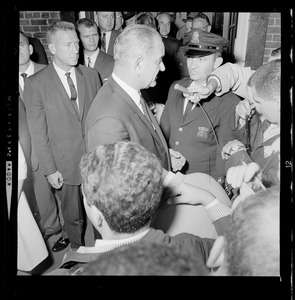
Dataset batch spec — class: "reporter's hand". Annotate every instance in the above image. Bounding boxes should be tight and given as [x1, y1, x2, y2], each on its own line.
[169, 148, 186, 172]
[167, 182, 215, 207]
[236, 99, 256, 120]
[226, 162, 261, 189]
[183, 82, 216, 103]
[231, 182, 255, 211]
[221, 139, 246, 160]
[47, 171, 63, 189]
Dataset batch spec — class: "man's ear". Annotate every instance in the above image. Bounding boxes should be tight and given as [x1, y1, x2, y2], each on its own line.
[29, 44, 33, 56]
[48, 42, 56, 55]
[207, 25, 212, 32]
[135, 56, 143, 76]
[213, 56, 223, 70]
[82, 190, 104, 228]
[207, 235, 225, 269]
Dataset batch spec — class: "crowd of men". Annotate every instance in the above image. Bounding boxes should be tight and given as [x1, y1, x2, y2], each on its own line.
[16, 11, 283, 278]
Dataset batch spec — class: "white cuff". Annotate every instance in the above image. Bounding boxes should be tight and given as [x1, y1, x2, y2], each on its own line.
[205, 198, 231, 222]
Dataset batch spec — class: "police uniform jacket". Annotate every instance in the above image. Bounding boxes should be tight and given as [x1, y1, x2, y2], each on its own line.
[160, 77, 240, 180]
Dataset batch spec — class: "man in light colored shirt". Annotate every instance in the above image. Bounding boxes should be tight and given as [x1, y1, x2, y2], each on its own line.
[47, 141, 232, 275]
[96, 11, 121, 56]
[23, 21, 101, 252]
[76, 17, 114, 83]
[19, 32, 62, 243]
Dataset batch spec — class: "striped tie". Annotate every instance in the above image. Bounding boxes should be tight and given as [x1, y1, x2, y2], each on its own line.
[65, 72, 79, 118]
[101, 32, 106, 52]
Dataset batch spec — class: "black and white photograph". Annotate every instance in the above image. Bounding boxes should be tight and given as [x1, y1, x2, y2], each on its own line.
[2, 8, 292, 298]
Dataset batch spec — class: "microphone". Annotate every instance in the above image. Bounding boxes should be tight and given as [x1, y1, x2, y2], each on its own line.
[174, 83, 194, 96]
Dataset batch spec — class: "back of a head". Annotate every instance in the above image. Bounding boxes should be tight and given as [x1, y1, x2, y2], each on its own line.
[223, 187, 280, 276]
[79, 241, 207, 275]
[248, 59, 281, 100]
[135, 12, 157, 30]
[80, 141, 163, 234]
[113, 24, 160, 66]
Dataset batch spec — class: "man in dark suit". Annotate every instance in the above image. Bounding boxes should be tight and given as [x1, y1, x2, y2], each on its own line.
[96, 11, 121, 56]
[19, 31, 61, 241]
[85, 24, 173, 172]
[23, 21, 101, 252]
[76, 17, 114, 84]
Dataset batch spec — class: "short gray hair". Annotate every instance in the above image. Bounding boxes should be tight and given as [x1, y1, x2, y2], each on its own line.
[113, 24, 161, 65]
[46, 21, 76, 43]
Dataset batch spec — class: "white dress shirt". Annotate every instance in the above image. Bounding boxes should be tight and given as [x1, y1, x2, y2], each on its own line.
[53, 61, 79, 110]
[112, 72, 143, 114]
[84, 48, 99, 68]
[19, 60, 34, 90]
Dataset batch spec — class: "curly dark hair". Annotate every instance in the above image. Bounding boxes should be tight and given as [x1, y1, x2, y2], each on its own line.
[80, 141, 164, 233]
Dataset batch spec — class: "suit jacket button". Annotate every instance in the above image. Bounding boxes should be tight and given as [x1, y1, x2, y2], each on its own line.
[175, 141, 179, 145]
[179, 127, 183, 132]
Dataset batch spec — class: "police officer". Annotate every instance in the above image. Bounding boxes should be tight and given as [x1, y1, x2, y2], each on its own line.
[160, 28, 241, 180]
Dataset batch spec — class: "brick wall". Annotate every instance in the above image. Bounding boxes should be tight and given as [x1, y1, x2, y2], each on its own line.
[262, 12, 281, 63]
[19, 11, 61, 63]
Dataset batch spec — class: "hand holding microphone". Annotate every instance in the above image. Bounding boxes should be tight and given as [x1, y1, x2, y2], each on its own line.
[174, 83, 213, 103]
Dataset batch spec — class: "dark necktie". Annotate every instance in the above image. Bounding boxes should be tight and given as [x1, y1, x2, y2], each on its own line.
[101, 33, 106, 52]
[183, 99, 194, 120]
[139, 95, 170, 169]
[21, 73, 27, 86]
[140, 97, 155, 128]
[65, 72, 79, 117]
[87, 57, 92, 67]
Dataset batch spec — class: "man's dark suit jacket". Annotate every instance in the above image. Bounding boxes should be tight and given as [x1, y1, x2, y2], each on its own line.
[79, 50, 114, 84]
[104, 30, 121, 56]
[85, 75, 171, 171]
[23, 63, 101, 185]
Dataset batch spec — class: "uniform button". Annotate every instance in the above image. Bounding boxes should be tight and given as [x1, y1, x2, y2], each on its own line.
[175, 141, 179, 145]
[179, 127, 183, 132]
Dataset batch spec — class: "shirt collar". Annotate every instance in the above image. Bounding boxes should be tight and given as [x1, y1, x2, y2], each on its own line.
[84, 48, 99, 63]
[263, 123, 280, 142]
[53, 60, 76, 80]
[112, 72, 141, 106]
[76, 228, 150, 254]
[19, 60, 34, 77]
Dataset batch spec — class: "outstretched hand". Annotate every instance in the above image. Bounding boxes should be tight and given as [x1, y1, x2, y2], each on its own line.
[166, 181, 215, 207]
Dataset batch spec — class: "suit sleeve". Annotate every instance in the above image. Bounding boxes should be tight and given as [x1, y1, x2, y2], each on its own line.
[87, 116, 129, 152]
[211, 63, 255, 100]
[215, 94, 241, 176]
[23, 77, 57, 176]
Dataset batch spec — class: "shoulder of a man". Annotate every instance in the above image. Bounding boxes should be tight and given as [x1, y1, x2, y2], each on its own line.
[46, 248, 101, 275]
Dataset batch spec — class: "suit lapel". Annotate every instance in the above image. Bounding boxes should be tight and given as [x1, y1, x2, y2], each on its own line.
[75, 66, 85, 120]
[182, 89, 216, 126]
[19, 85, 24, 100]
[109, 76, 168, 151]
[48, 63, 81, 120]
